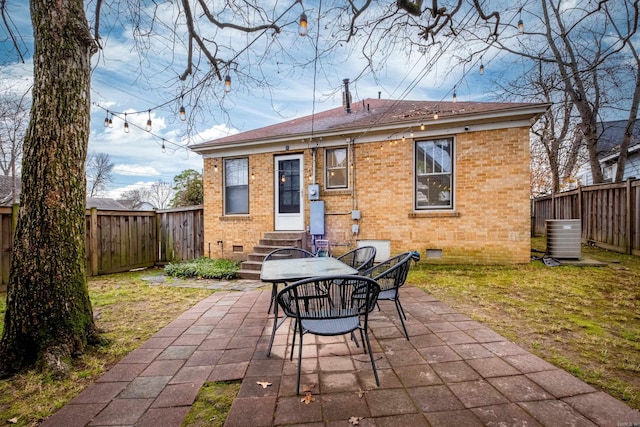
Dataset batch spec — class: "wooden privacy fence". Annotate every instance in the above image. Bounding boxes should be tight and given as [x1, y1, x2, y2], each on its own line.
[0, 205, 204, 292]
[532, 179, 640, 256]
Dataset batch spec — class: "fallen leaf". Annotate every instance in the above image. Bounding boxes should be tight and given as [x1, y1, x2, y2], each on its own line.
[349, 416, 363, 425]
[356, 388, 367, 398]
[301, 383, 317, 393]
[256, 381, 272, 389]
[7, 418, 18, 424]
[300, 392, 316, 404]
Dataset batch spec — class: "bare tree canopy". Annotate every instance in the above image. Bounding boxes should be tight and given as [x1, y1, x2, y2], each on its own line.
[86, 152, 114, 197]
[481, 0, 640, 186]
[0, 84, 29, 204]
[119, 180, 173, 209]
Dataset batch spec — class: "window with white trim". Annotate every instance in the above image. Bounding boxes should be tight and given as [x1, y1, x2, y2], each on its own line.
[415, 138, 454, 210]
[224, 158, 249, 214]
[326, 147, 348, 189]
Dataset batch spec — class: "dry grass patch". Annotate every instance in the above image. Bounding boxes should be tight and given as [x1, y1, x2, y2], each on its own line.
[409, 238, 640, 409]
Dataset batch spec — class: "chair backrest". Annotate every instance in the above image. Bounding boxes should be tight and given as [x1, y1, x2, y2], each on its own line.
[277, 275, 380, 321]
[361, 252, 414, 292]
[264, 247, 316, 262]
[337, 246, 377, 272]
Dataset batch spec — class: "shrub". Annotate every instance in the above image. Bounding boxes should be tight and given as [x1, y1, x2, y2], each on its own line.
[164, 257, 240, 280]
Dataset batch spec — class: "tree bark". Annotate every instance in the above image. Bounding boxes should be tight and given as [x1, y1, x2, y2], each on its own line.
[0, 0, 99, 376]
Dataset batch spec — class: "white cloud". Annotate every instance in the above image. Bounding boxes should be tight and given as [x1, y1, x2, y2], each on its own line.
[113, 164, 161, 176]
[104, 181, 156, 200]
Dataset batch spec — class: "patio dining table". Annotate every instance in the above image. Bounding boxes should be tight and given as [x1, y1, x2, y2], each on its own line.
[261, 256, 358, 355]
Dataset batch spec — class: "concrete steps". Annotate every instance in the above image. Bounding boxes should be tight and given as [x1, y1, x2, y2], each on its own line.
[237, 231, 310, 280]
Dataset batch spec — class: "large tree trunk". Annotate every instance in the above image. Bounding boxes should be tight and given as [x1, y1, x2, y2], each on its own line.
[0, 0, 99, 376]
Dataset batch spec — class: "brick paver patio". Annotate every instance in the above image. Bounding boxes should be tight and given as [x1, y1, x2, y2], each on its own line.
[41, 286, 640, 426]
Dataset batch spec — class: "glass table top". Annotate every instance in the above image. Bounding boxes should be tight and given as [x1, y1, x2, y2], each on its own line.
[260, 257, 358, 282]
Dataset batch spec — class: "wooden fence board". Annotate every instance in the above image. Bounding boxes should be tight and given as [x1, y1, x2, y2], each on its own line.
[533, 179, 640, 256]
[0, 206, 203, 291]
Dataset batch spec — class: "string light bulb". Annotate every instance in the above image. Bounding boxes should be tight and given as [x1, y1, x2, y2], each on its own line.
[281, 174, 286, 183]
[299, 12, 308, 36]
[124, 113, 129, 133]
[433, 112, 439, 120]
[179, 96, 186, 121]
[214, 161, 218, 173]
[161, 140, 166, 153]
[518, 18, 524, 34]
[146, 110, 152, 132]
[420, 123, 425, 130]
[479, 59, 485, 75]
[104, 111, 109, 127]
[224, 75, 231, 93]
[108, 114, 113, 128]
[452, 86, 458, 103]
[251, 167, 255, 180]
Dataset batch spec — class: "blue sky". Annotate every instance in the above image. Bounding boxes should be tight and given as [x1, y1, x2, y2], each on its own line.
[1, 1, 539, 199]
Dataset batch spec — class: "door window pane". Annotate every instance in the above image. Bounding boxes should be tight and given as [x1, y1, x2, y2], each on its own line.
[279, 159, 300, 213]
[225, 158, 249, 214]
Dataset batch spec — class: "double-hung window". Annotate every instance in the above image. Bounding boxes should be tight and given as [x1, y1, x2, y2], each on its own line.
[224, 158, 249, 214]
[415, 138, 454, 210]
[326, 147, 348, 189]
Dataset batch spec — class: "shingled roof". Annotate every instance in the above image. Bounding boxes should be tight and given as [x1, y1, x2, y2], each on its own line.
[596, 118, 640, 159]
[191, 98, 547, 151]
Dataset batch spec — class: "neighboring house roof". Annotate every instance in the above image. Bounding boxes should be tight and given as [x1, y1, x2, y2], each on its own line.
[596, 118, 640, 162]
[191, 98, 549, 153]
[117, 199, 156, 210]
[86, 197, 128, 210]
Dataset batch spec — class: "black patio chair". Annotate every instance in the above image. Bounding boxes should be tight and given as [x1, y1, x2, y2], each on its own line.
[263, 247, 316, 314]
[361, 251, 415, 340]
[336, 246, 377, 272]
[277, 275, 381, 394]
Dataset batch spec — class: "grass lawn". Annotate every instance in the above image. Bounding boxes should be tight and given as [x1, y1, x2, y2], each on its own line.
[0, 239, 638, 426]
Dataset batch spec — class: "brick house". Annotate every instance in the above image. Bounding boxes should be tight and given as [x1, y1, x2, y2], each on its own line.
[191, 97, 548, 275]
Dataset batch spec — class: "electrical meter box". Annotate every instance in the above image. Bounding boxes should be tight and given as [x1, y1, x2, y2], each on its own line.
[308, 184, 320, 200]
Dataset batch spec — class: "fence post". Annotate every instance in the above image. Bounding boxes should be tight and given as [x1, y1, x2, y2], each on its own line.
[90, 207, 99, 275]
[156, 211, 162, 263]
[626, 178, 633, 255]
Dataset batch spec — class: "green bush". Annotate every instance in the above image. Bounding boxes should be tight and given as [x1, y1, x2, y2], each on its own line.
[164, 257, 239, 280]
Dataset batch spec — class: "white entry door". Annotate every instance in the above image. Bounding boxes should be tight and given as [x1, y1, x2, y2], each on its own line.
[275, 154, 304, 230]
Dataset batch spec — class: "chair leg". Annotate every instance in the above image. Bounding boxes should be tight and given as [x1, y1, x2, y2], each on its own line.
[395, 298, 409, 340]
[362, 328, 380, 386]
[267, 302, 281, 356]
[290, 319, 298, 361]
[396, 296, 407, 319]
[268, 282, 278, 314]
[350, 331, 360, 348]
[295, 328, 304, 395]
